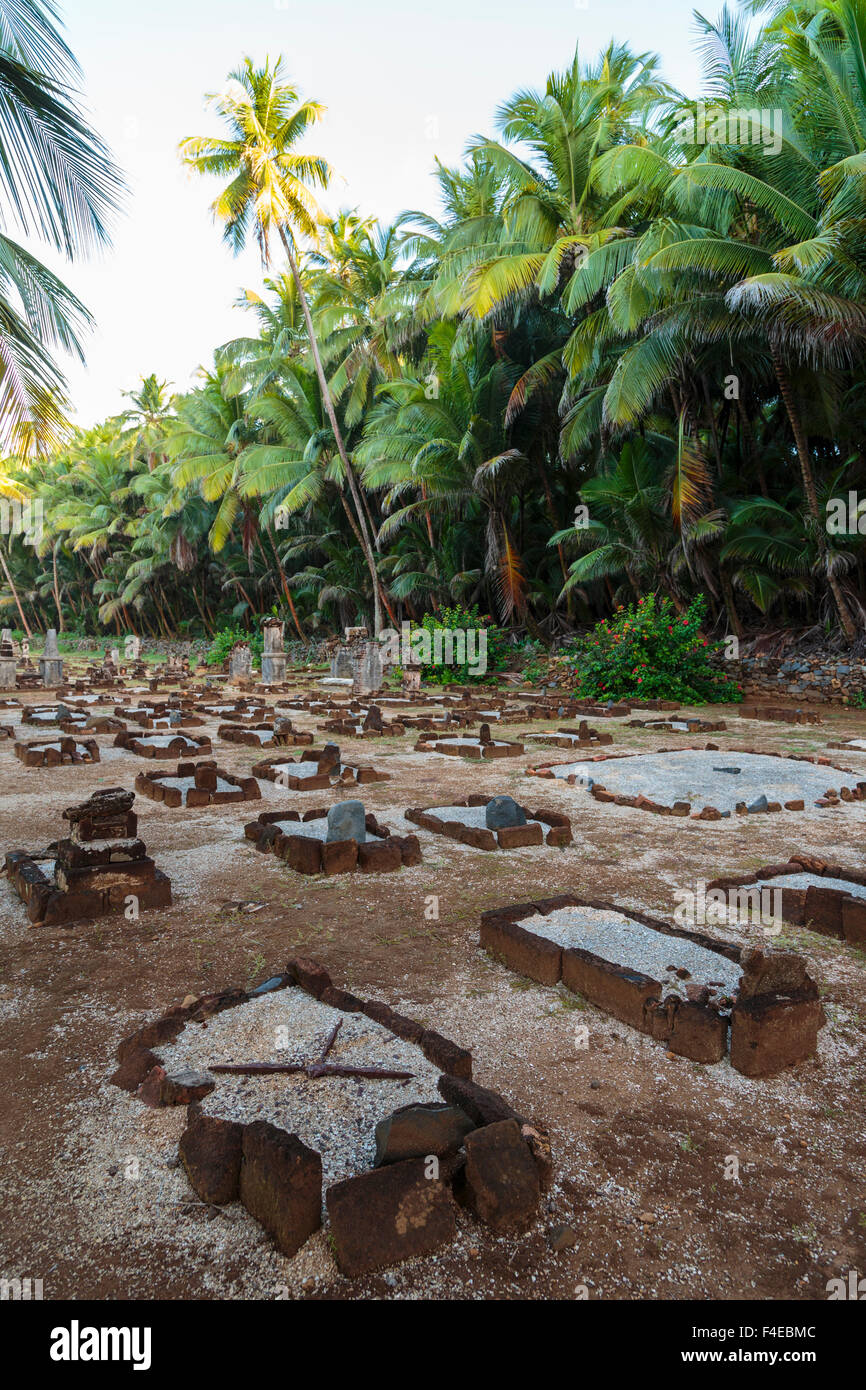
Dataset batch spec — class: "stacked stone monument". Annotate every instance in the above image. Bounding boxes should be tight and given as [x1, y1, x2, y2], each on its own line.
[38, 628, 63, 686]
[260, 617, 286, 686]
[0, 629, 16, 690]
[5, 787, 172, 926]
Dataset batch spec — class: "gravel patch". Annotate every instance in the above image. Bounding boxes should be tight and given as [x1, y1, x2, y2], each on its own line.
[753, 871, 866, 900]
[522, 904, 742, 1004]
[158, 989, 441, 1182]
[435, 737, 510, 748]
[427, 804, 491, 828]
[546, 750, 850, 810]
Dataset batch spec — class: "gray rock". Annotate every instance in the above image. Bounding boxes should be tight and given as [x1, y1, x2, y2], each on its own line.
[374, 1102, 476, 1166]
[548, 1223, 578, 1251]
[250, 975, 288, 996]
[325, 798, 366, 843]
[747, 794, 769, 813]
[485, 795, 527, 830]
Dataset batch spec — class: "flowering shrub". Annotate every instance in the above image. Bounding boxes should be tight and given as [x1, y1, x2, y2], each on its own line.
[565, 595, 742, 703]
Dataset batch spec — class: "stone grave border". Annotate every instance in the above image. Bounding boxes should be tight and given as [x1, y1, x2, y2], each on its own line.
[113, 729, 213, 760]
[525, 745, 866, 819]
[14, 734, 100, 766]
[21, 705, 67, 725]
[740, 705, 821, 725]
[405, 796, 572, 850]
[244, 807, 421, 876]
[218, 722, 314, 748]
[707, 854, 866, 946]
[480, 892, 823, 1077]
[627, 717, 728, 734]
[251, 752, 389, 790]
[109, 955, 549, 1272]
[527, 722, 613, 748]
[321, 715, 407, 738]
[414, 735, 525, 760]
[135, 759, 261, 809]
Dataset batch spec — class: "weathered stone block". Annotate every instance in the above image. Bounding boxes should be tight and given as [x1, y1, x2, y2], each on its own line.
[326, 1159, 456, 1275]
[730, 994, 824, 1077]
[179, 1113, 244, 1205]
[462, 1119, 539, 1232]
[480, 913, 562, 985]
[239, 1121, 322, 1257]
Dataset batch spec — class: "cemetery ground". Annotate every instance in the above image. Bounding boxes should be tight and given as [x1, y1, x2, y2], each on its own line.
[0, 692, 865, 1301]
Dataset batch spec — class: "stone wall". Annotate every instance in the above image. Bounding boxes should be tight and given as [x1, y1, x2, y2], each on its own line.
[732, 653, 866, 705]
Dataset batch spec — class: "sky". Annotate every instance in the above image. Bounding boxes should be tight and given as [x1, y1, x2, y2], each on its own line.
[48, 0, 708, 425]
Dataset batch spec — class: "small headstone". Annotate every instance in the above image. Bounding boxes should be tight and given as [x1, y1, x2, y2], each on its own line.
[363, 704, 384, 732]
[229, 642, 252, 679]
[325, 799, 366, 843]
[479, 722, 492, 745]
[317, 743, 341, 773]
[485, 795, 527, 830]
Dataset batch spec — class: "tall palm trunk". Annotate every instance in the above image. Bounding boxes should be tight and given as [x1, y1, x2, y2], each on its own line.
[0, 543, 31, 636]
[264, 523, 304, 641]
[52, 544, 63, 631]
[278, 228, 383, 636]
[772, 348, 857, 643]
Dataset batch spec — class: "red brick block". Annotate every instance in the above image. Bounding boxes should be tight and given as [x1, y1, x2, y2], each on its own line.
[562, 948, 658, 1031]
[496, 822, 544, 848]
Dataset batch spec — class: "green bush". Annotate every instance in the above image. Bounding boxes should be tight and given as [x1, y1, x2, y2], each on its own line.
[206, 626, 263, 670]
[407, 604, 509, 684]
[565, 594, 742, 704]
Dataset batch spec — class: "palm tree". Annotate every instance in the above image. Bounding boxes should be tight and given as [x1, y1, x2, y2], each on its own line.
[358, 320, 531, 620]
[0, 0, 123, 451]
[179, 56, 385, 632]
[446, 42, 673, 319]
[120, 374, 175, 469]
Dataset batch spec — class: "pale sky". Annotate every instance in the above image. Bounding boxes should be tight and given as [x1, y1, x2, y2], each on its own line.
[49, 0, 707, 424]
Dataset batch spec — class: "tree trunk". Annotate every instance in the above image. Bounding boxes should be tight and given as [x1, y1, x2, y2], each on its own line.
[52, 544, 63, 631]
[771, 348, 857, 643]
[0, 543, 31, 636]
[278, 228, 383, 636]
[265, 523, 304, 641]
[720, 567, 743, 638]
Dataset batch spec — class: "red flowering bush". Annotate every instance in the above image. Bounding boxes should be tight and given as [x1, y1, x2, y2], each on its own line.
[564, 594, 741, 703]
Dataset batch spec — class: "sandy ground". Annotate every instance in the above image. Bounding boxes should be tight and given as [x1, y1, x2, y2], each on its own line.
[0, 680, 865, 1302]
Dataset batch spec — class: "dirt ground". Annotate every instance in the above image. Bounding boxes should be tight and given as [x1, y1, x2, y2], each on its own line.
[1, 680, 864, 1302]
